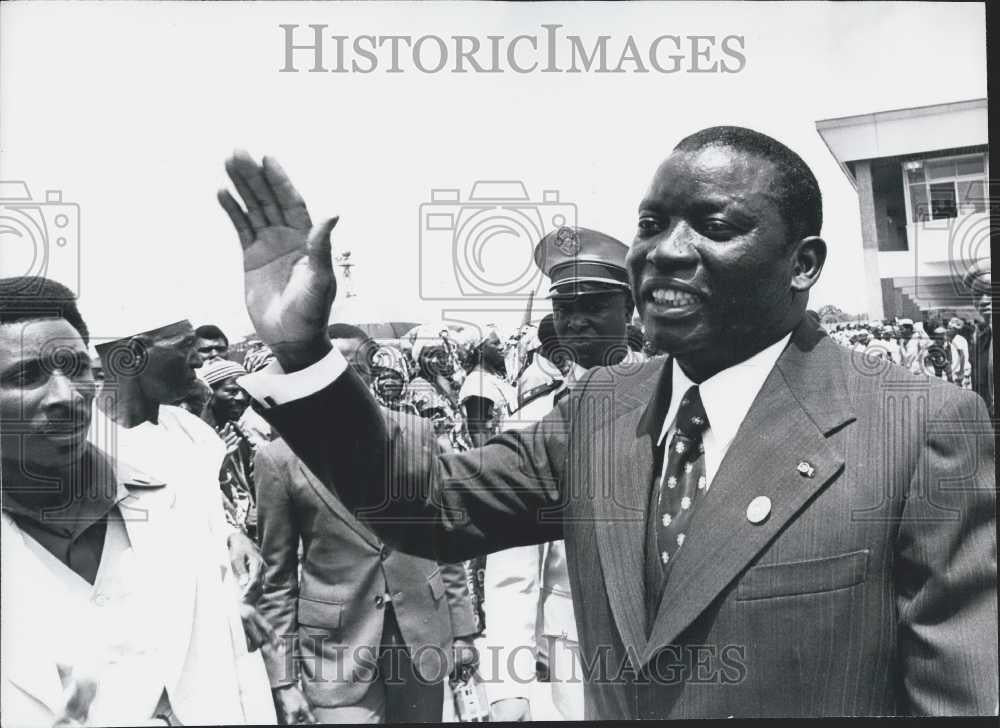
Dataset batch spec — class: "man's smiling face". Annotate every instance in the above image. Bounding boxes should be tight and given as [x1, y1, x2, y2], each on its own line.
[627, 144, 803, 374]
[0, 318, 95, 473]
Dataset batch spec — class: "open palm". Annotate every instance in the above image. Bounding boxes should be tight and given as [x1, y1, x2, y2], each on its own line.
[217, 151, 338, 365]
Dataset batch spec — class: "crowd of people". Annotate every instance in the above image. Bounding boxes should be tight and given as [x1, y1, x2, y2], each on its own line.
[825, 311, 993, 411]
[1, 124, 995, 726]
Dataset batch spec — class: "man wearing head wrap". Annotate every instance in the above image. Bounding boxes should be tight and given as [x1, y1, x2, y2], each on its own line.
[199, 359, 260, 541]
[371, 344, 418, 413]
[404, 324, 472, 452]
[459, 324, 516, 448]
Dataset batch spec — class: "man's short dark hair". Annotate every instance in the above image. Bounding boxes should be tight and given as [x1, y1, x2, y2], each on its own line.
[0, 276, 89, 344]
[194, 323, 228, 345]
[674, 125, 823, 242]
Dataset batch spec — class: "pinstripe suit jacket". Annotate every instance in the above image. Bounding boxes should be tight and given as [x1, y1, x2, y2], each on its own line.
[257, 317, 997, 717]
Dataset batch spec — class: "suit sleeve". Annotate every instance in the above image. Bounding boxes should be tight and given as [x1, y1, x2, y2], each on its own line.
[248, 360, 569, 563]
[438, 561, 479, 639]
[895, 390, 998, 715]
[254, 444, 302, 689]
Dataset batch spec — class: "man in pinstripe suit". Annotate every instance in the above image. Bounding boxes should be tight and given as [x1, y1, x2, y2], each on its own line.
[219, 127, 997, 717]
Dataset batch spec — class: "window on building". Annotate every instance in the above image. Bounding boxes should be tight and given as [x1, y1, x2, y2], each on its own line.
[903, 153, 988, 223]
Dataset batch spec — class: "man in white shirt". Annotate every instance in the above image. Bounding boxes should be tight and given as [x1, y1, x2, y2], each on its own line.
[946, 317, 971, 388]
[93, 320, 269, 603]
[897, 318, 927, 374]
[216, 126, 995, 718]
[0, 279, 275, 726]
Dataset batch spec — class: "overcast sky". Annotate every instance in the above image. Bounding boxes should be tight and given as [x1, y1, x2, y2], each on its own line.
[1, 1, 987, 344]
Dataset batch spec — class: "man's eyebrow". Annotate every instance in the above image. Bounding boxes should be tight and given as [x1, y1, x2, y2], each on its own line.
[637, 197, 664, 213]
[0, 356, 42, 377]
[0, 358, 33, 374]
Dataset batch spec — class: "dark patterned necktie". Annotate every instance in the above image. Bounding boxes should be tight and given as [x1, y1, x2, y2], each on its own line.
[654, 385, 709, 581]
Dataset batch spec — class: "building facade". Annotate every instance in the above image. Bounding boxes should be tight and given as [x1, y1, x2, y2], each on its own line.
[816, 98, 989, 321]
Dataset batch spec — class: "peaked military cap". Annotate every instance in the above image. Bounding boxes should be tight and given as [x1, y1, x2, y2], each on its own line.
[533, 226, 631, 298]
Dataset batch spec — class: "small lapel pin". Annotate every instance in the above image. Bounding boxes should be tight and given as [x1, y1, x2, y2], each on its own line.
[746, 496, 772, 524]
[796, 461, 816, 478]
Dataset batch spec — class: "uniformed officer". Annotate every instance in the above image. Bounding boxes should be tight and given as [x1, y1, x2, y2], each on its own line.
[484, 227, 646, 722]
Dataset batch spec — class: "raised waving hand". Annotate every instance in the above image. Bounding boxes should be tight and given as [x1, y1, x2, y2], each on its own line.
[217, 151, 338, 371]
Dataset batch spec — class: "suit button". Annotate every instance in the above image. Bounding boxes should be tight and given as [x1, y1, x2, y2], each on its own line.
[374, 594, 384, 608]
[380, 546, 390, 561]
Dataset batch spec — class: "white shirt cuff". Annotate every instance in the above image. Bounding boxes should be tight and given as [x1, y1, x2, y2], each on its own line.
[238, 346, 349, 408]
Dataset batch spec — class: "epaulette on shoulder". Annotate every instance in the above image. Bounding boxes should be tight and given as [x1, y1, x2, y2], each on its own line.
[515, 379, 563, 412]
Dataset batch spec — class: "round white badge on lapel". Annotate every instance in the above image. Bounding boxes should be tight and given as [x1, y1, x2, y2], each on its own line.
[746, 496, 772, 524]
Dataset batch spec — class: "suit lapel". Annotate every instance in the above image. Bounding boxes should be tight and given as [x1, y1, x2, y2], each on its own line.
[297, 461, 382, 549]
[642, 323, 856, 663]
[592, 357, 671, 662]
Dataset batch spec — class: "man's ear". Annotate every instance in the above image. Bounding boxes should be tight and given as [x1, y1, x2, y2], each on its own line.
[791, 236, 827, 292]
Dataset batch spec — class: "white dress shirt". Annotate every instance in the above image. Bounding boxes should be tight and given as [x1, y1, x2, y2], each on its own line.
[656, 333, 791, 488]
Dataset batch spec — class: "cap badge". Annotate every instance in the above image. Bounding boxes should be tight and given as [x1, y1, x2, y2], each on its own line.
[554, 226, 580, 256]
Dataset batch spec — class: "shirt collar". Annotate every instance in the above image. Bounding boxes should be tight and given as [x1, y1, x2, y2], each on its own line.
[1, 443, 130, 534]
[658, 333, 792, 448]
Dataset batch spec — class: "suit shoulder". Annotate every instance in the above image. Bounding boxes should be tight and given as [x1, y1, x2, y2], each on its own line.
[581, 354, 668, 389]
[835, 343, 986, 414]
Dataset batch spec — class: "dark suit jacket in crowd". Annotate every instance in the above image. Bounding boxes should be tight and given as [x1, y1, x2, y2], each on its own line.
[257, 317, 997, 718]
[254, 435, 477, 709]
